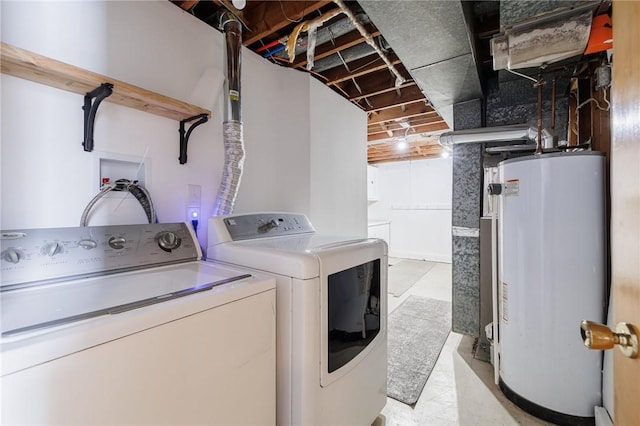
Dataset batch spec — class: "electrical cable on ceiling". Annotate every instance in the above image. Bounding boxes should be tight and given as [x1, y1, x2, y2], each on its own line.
[350, 56, 383, 74]
[279, 0, 307, 23]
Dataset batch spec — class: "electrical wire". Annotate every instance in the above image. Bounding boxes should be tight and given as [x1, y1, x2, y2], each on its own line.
[576, 97, 610, 112]
[506, 68, 539, 84]
[602, 89, 611, 111]
[279, 0, 307, 23]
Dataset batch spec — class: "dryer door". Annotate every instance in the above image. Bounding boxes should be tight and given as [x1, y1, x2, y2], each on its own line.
[318, 239, 387, 387]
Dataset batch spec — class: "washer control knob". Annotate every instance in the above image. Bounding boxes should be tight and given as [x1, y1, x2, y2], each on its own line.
[42, 242, 62, 257]
[108, 236, 127, 250]
[156, 231, 181, 252]
[78, 239, 98, 250]
[2, 248, 22, 264]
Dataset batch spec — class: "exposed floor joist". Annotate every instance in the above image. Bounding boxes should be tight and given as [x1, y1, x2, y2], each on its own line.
[367, 138, 445, 163]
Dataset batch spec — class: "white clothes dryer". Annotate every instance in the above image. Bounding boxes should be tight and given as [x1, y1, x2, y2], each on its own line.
[208, 212, 388, 426]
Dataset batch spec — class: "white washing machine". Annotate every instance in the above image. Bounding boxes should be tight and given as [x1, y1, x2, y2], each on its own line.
[1, 222, 276, 425]
[208, 213, 388, 426]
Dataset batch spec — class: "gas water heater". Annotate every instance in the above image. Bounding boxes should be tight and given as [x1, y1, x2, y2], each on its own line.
[498, 152, 605, 424]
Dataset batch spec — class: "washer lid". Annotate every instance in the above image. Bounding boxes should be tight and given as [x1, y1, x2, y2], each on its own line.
[0, 261, 275, 376]
[208, 234, 384, 279]
[1, 261, 260, 340]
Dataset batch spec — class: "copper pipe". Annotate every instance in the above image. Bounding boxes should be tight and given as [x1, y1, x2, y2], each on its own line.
[535, 78, 543, 154]
[551, 77, 557, 133]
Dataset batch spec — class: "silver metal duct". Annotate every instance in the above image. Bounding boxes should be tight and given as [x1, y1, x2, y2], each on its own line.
[491, 7, 594, 71]
[214, 12, 244, 216]
[438, 124, 531, 148]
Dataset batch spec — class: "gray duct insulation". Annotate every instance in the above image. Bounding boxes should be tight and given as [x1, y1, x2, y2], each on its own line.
[214, 12, 244, 216]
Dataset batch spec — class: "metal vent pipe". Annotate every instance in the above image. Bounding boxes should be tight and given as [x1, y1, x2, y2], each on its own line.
[214, 11, 244, 216]
[438, 124, 531, 148]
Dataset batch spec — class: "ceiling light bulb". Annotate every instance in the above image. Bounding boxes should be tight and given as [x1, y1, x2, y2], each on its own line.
[232, 0, 246, 9]
[397, 140, 408, 150]
[441, 151, 450, 158]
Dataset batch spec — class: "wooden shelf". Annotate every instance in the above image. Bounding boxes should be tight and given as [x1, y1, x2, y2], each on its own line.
[0, 41, 211, 122]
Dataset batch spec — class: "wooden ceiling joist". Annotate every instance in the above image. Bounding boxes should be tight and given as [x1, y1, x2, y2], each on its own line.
[367, 114, 445, 135]
[368, 111, 441, 129]
[361, 84, 426, 111]
[368, 102, 436, 125]
[368, 150, 441, 161]
[339, 65, 412, 99]
[349, 81, 416, 102]
[243, 1, 330, 46]
[324, 53, 401, 85]
[369, 143, 441, 153]
[367, 140, 444, 164]
[367, 121, 449, 142]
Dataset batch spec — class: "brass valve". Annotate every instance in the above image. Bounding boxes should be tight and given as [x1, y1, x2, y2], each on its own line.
[580, 320, 639, 359]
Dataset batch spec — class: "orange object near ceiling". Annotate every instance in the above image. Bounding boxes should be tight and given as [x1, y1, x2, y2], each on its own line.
[585, 14, 613, 54]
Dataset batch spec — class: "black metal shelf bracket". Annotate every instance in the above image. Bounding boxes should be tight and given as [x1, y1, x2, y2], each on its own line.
[82, 83, 114, 152]
[179, 113, 209, 164]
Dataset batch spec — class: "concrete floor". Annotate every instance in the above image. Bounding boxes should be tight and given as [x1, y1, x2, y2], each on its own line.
[374, 259, 551, 426]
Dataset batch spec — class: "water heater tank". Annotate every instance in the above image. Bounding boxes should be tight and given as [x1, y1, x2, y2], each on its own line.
[498, 152, 605, 424]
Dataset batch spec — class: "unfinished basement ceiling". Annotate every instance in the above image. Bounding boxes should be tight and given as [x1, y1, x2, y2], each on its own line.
[172, 0, 466, 163]
[171, 0, 603, 164]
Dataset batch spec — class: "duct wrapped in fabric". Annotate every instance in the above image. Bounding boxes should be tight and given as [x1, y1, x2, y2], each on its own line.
[214, 121, 244, 216]
[214, 12, 244, 216]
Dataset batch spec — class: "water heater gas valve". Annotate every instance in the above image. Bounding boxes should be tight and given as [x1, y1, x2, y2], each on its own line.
[487, 183, 503, 196]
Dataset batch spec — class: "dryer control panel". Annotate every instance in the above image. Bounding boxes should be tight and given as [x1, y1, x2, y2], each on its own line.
[216, 213, 315, 242]
[1, 223, 200, 288]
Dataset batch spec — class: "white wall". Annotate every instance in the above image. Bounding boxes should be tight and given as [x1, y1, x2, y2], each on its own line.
[309, 78, 368, 237]
[1, 1, 367, 248]
[234, 51, 312, 215]
[368, 158, 452, 262]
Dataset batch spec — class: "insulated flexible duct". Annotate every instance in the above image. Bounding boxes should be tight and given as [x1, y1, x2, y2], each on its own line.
[213, 12, 244, 216]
